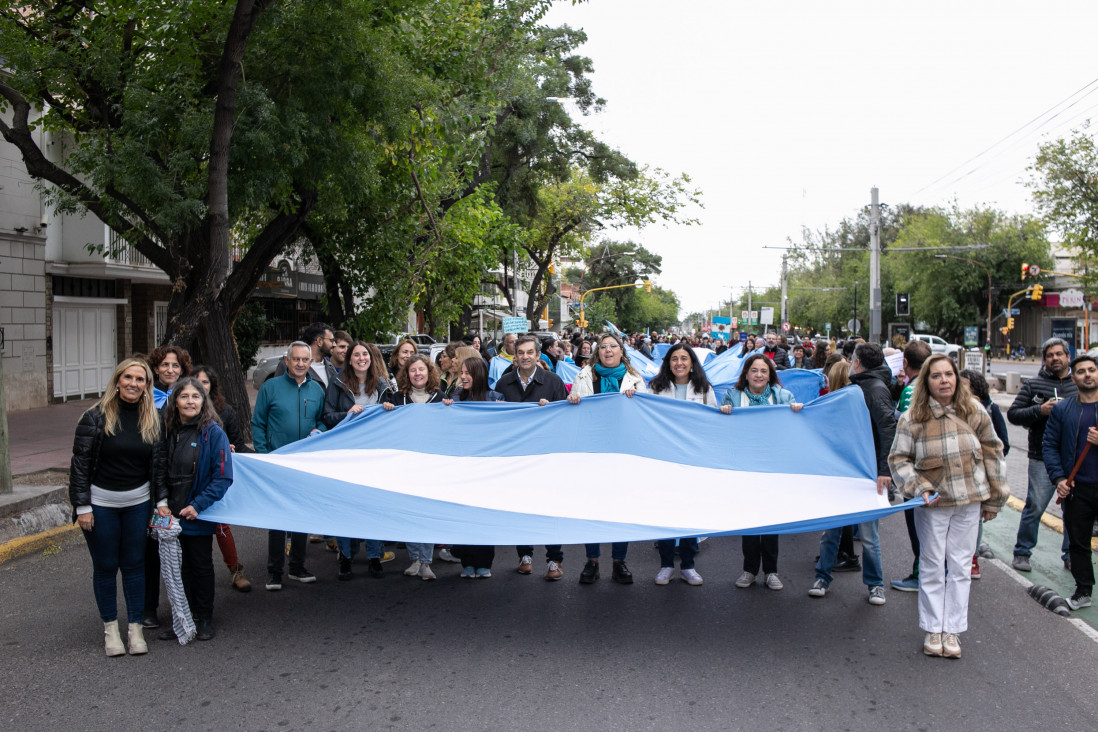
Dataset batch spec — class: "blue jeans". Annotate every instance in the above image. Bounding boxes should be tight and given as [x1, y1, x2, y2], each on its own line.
[406, 543, 433, 563]
[585, 542, 628, 561]
[657, 538, 698, 569]
[1014, 458, 1070, 560]
[82, 501, 150, 623]
[336, 538, 383, 560]
[815, 519, 883, 588]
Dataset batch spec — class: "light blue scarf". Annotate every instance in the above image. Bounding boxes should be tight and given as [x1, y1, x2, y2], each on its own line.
[745, 385, 774, 407]
[594, 363, 627, 394]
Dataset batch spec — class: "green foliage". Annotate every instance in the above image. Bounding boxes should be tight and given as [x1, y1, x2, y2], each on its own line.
[779, 203, 1051, 340]
[1029, 121, 1098, 289]
[232, 301, 271, 372]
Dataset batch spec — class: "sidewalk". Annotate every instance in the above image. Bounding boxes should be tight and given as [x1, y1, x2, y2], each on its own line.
[7, 398, 96, 475]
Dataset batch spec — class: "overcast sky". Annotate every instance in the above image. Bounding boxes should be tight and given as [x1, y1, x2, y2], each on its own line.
[542, 0, 1098, 317]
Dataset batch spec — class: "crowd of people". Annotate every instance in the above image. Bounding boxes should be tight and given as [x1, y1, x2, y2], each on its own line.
[71, 319, 1098, 660]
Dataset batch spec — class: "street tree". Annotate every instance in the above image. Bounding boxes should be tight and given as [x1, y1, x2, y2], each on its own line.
[0, 0, 434, 434]
[1029, 120, 1098, 288]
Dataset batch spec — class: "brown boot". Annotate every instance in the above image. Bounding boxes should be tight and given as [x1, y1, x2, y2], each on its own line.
[229, 564, 252, 593]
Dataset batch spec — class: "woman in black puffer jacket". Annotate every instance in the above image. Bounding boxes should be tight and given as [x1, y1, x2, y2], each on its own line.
[70, 358, 168, 657]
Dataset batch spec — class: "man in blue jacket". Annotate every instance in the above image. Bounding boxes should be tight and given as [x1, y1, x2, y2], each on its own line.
[1042, 354, 1098, 610]
[252, 341, 327, 591]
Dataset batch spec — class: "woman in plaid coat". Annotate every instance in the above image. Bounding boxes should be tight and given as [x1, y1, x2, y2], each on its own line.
[889, 354, 1009, 660]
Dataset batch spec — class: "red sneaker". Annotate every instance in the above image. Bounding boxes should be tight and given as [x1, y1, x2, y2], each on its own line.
[971, 556, 981, 580]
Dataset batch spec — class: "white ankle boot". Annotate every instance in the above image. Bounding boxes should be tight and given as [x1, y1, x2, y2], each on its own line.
[127, 623, 148, 655]
[104, 621, 125, 657]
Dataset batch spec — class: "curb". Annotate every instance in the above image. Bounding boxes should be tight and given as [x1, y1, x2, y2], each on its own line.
[0, 523, 81, 564]
[1005, 496, 1098, 550]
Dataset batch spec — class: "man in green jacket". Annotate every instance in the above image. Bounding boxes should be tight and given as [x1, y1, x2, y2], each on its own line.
[252, 341, 327, 590]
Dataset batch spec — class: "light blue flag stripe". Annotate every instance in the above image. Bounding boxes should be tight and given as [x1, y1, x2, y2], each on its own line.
[198, 388, 921, 543]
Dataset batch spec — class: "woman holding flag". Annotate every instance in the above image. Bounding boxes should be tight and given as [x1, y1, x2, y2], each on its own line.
[443, 357, 504, 578]
[647, 342, 719, 585]
[568, 333, 646, 585]
[720, 354, 803, 592]
[383, 354, 444, 580]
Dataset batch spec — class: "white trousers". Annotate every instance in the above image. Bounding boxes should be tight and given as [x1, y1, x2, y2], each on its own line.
[914, 501, 981, 634]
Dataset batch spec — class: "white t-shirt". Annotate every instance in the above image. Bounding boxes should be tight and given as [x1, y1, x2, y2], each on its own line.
[309, 360, 329, 388]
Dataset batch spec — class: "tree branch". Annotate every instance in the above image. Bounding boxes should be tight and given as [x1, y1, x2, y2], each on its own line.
[0, 80, 176, 274]
[225, 186, 318, 312]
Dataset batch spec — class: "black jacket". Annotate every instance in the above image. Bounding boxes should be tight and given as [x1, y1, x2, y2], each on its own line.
[849, 365, 897, 478]
[495, 367, 568, 403]
[389, 390, 445, 406]
[218, 402, 246, 451]
[1007, 366, 1077, 459]
[322, 375, 393, 427]
[69, 406, 168, 520]
[764, 346, 790, 370]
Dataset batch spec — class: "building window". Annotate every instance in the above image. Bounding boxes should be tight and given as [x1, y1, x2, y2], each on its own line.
[154, 301, 169, 346]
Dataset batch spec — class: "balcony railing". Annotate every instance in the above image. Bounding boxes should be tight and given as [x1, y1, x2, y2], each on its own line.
[104, 226, 156, 268]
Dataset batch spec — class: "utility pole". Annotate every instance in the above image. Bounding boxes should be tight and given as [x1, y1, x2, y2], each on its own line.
[512, 245, 519, 317]
[780, 254, 789, 326]
[869, 186, 882, 344]
[747, 281, 753, 332]
[853, 281, 859, 336]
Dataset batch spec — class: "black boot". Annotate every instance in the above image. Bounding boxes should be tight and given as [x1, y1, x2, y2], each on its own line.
[196, 618, 216, 641]
[612, 560, 633, 584]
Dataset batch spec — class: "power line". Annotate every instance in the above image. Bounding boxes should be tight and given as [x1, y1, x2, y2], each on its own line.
[913, 75, 1098, 196]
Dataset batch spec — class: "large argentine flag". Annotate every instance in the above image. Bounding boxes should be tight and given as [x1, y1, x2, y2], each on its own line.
[201, 388, 920, 544]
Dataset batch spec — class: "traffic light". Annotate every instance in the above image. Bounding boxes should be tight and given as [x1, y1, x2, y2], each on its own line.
[578, 315, 588, 328]
[895, 293, 910, 316]
[1000, 326, 1010, 335]
[1007, 317, 1015, 329]
[1021, 262, 1029, 280]
[644, 279, 652, 293]
[1031, 284, 1044, 300]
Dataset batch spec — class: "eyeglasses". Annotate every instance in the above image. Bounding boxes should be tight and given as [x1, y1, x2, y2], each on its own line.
[598, 344, 620, 351]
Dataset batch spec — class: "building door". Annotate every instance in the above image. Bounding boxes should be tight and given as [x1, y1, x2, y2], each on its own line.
[53, 304, 117, 399]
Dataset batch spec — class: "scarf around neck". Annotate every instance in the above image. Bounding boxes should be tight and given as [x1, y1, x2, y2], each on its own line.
[744, 384, 774, 407]
[594, 362, 627, 394]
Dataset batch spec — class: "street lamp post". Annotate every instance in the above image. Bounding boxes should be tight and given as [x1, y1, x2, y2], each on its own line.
[934, 254, 991, 354]
[576, 249, 636, 333]
[578, 277, 651, 336]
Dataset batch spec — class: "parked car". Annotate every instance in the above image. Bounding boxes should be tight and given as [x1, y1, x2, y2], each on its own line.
[910, 333, 963, 361]
[251, 352, 286, 389]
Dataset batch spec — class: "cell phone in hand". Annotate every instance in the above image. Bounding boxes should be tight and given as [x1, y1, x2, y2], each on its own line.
[149, 513, 173, 529]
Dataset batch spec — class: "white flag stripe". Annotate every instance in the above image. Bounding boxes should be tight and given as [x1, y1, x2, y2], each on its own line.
[241, 449, 884, 534]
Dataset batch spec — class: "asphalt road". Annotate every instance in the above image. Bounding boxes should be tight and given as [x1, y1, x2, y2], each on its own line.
[3, 504, 1097, 732]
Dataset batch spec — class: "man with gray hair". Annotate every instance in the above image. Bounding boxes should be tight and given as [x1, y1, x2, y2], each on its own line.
[253, 341, 327, 590]
[1008, 337, 1076, 572]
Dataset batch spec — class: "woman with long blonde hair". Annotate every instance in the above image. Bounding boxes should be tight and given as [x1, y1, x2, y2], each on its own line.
[69, 358, 170, 657]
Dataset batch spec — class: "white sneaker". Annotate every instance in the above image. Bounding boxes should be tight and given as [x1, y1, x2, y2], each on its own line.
[404, 559, 421, 576]
[808, 579, 828, 597]
[680, 568, 703, 586]
[438, 548, 461, 563]
[735, 571, 756, 588]
[654, 567, 674, 585]
[765, 573, 784, 591]
[868, 586, 886, 605]
[419, 563, 436, 581]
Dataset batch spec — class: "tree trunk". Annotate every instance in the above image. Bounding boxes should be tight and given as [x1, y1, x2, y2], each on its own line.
[198, 298, 251, 444]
